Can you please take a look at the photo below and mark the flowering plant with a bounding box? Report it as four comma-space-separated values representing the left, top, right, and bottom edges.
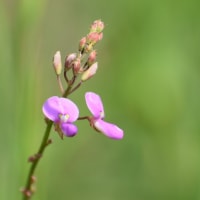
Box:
21, 20, 124, 199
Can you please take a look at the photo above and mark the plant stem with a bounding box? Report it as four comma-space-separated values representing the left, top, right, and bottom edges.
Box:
22, 81, 77, 199
57, 75, 64, 94
69, 81, 82, 95
63, 84, 72, 98
78, 116, 90, 120
22, 120, 53, 199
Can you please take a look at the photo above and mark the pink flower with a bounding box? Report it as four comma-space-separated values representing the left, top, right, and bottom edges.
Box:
42, 96, 79, 137
85, 92, 124, 140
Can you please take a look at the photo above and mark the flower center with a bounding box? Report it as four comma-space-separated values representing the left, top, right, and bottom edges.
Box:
100, 111, 104, 119
59, 114, 70, 123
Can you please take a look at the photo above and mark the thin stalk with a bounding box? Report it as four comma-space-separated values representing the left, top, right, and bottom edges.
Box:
22, 120, 53, 199
78, 116, 90, 120
22, 82, 75, 199
64, 70, 69, 83
57, 75, 64, 94
63, 84, 72, 98
69, 81, 82, 95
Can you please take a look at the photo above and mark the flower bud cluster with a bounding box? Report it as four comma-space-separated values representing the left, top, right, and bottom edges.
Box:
52, 20, 104, 89
79, 19, 104, 53
63, 50, 97, 80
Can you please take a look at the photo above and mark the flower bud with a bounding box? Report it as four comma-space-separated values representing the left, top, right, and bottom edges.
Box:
90, 20, 104, 33
88, 50, 97, 66
87, 32, 103, 44
73, 58, 81, 74
81, 62, 98, 81
79, 37, 87, 52
53, 51, 62, 75
65, 53, 76, 69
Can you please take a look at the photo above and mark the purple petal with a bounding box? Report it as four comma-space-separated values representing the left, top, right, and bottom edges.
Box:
94, 119, 124, 140
42, 96, 79, 122
42, 96, 62, 122
60, 123, 78, 137
58, 97, 79, 122
85, 92, 105, 119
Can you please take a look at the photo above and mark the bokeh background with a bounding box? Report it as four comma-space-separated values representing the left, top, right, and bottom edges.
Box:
1, 0, 200, 199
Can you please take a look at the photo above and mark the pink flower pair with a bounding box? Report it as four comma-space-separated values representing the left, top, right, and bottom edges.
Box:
42, 92, 123, 140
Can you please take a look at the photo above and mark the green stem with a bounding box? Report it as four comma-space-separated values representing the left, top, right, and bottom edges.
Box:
69, 81, 82, 95
63, 84, 72, 98
22, 120, 53, 199
22, 83, 75, 199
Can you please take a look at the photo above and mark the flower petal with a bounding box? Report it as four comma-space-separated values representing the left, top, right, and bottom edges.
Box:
58, 97, 79, 122
42, 96, 62, 122
42, 96, 79, 122
60, 123, 78, 137
94, 119, 124, 140
85, 92, 104, 119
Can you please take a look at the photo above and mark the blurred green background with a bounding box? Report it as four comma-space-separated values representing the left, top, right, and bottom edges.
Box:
1, 0, 200, 199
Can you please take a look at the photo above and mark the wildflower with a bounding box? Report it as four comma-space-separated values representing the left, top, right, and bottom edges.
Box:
85, 92, 124, 140
42, 96, 79, 137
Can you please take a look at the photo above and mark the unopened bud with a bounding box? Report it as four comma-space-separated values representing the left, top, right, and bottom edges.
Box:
65, 53, 76, 69
90, 20, 104, 33
53, 51, 62, 75
88, 50, 97, 66
73, 58, 81, 73
87, 32, 103, 44
79, 37, 87, 52
81, 62, 98, 81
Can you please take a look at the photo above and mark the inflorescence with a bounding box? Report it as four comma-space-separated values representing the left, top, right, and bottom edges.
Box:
22, 20, 124, 199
